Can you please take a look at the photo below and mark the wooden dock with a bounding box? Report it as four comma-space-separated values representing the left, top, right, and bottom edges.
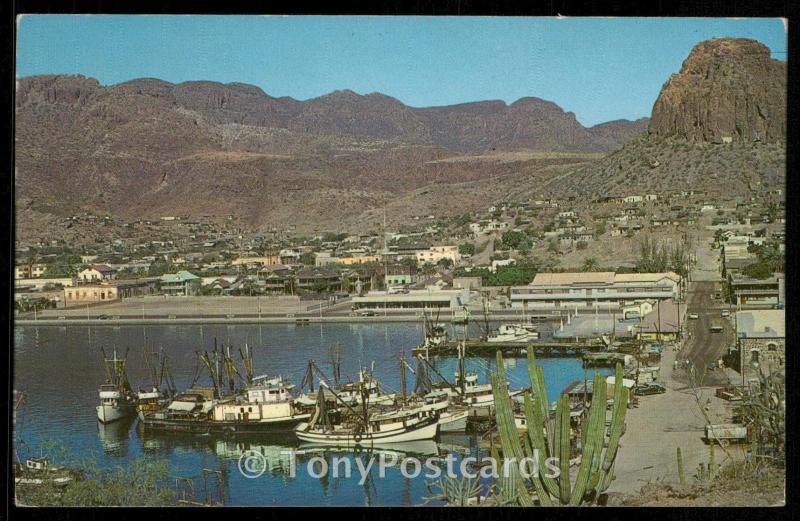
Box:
412, 339, 604, 358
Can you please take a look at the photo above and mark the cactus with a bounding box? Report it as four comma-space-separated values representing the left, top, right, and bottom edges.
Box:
491, 350, 629, 505
677, 447, 686, 485
708, 443, 717, 479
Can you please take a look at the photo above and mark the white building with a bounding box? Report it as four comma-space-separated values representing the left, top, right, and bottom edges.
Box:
77, 264, 116, 282
416, 246, 460, 265
351, 288, 471, 311
510, 271, 681, 311
490, 258, 517, 273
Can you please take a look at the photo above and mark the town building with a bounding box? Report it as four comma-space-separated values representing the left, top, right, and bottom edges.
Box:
339, 255, 381, 265
729, 274, 782, 309
15, 263, 48, 279
452, 277, 482, 290
510, 271, 681, 312
736, 310, 785, 385
63, 283, 119, 306
635, 299, 681, 341
295, 269, 342, 293
415, 245, 459, 265
160, 271, 201, 296
77, 264, 116, 282
231, 255, 281, 268
351, 288, 470, 311
385, 273, 415, 286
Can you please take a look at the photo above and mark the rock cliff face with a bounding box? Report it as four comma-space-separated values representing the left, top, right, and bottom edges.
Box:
648, 38, 786, 143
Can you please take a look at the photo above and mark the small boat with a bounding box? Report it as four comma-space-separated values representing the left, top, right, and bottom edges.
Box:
487, 323, 540, 343
139, 388, 217, 434
14, 458, 82, 488
96, 348, 136, 424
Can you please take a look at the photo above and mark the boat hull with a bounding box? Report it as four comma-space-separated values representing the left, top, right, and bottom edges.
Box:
439, 410, 470, 432
141, 413, 311, 434
294, 417, 439, 447
97, 403, 134, 424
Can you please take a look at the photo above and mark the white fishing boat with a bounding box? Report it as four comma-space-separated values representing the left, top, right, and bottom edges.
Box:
294, 386, 439, 447
487, 323, 540, 343
96, 348, 136, 424
296, 367, 396, 407
295, 410, 439, 447
437, 371, 525, 409
416, 390, 470, 432
208, 375, 311, 432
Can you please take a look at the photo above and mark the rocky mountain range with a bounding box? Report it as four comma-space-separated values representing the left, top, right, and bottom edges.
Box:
14, 37, 785, 238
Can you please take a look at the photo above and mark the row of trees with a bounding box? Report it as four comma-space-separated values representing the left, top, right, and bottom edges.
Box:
635, 235, 692, 277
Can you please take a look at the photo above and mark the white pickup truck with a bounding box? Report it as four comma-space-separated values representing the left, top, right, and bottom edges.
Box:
705, 423, 748, 445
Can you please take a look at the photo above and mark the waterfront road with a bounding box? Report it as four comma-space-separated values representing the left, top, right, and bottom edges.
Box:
608, 338, 744, 498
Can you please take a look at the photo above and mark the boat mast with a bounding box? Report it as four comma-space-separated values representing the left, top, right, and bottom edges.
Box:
399, 351, 407, 403
458, 341, 466, 396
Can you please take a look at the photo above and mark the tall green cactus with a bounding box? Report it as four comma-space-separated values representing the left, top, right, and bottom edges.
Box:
491, 349, 629, 505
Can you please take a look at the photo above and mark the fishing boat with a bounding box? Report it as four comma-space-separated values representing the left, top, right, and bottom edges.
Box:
413, 390, 470, 432
294, 385, 439, 448
487, 323, 540, 343
411, 315, 449, 358
207, 375, 311, 433
296, 366, 396, 407
135, 345, 176, 421
420, 343, 526, 410
139, 387, 217, 434
96, 348, 136, 424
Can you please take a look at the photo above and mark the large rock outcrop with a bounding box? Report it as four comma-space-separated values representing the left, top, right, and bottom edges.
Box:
648, 38, 786, 144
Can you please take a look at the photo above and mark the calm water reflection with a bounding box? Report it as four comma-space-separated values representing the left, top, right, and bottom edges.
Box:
14, 323, 607, 506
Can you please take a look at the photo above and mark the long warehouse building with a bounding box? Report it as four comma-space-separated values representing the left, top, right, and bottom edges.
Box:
510, 271, 681, 312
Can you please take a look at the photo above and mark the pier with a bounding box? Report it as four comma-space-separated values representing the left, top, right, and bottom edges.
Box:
412, 339, 604, 359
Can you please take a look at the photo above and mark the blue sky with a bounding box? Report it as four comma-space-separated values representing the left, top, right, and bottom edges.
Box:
16, 16, 787, 127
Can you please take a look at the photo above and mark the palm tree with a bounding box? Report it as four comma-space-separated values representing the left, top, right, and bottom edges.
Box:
582, 257, 599, 272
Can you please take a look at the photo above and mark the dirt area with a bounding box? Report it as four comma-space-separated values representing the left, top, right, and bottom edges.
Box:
620, 465, 785, 506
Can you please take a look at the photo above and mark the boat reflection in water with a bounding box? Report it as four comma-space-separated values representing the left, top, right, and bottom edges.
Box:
96, 415, 135, 456
296, 439, 441, 461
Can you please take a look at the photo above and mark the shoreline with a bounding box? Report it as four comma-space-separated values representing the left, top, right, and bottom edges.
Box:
14, 313, 538, 326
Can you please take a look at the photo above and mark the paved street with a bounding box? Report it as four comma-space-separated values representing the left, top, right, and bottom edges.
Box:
679, 281, 735, 386
609, 231, 745, 496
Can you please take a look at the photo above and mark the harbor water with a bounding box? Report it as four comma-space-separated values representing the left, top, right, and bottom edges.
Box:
13, 323, 611, 506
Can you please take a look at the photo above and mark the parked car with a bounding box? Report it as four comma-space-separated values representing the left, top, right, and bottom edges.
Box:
721, 309, 730, 317
688, 313, 699, 319
634, 383, 666, 396
359, 309, 377, 317
97, 314, 111, 320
